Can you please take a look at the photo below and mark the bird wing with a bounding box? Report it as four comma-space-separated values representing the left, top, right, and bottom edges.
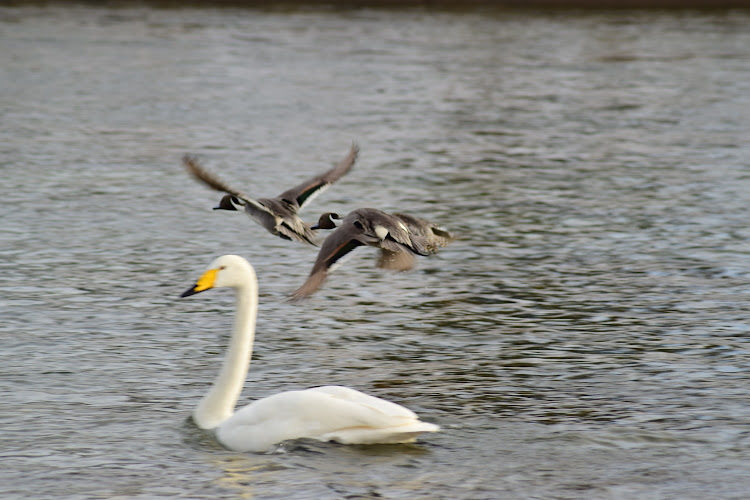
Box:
307, 386, 418, 419
276, 219, 318, 246
277, 143, 358, 211
256, 197, 317, 245
182, 155, 270, 213
380, 231, 428, 256
290, 222, 365, 300
341, 208, 424, 256
218, 386, 433, 452
231, 388, 416, 429
391, 212, 453, 254
394, 212, 454, 244
376, 248, 416, 271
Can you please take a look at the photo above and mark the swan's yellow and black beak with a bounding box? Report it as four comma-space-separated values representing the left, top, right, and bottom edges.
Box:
180, 269, 219, 298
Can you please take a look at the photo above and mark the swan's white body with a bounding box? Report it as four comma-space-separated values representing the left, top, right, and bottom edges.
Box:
181, 255, 439, 452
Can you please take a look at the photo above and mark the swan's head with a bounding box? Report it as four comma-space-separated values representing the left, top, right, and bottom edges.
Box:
311, 212, 341, 230
180, 255, 256, 297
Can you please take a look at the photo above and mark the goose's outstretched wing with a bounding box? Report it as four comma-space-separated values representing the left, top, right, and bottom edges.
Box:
392, 212, 454, 253
290, 222, 365, 300
376, 249, 416, 271
182, 155, 269, 213
278, 143, 358, 211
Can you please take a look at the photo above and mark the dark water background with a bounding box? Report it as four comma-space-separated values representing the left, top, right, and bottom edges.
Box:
2, 5, 750, 499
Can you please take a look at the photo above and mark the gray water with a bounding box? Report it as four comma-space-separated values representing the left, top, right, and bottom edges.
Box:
2, 4, 750, 499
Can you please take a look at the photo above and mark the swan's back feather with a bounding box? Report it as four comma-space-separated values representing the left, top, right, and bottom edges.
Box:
216, 386, 436, 452
307, 385, 418, 419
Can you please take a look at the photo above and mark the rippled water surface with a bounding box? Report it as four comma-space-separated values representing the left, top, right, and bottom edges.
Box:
2, 5, 750, 499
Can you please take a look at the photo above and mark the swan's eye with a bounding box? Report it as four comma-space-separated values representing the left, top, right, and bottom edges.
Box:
219, 266, 226, 270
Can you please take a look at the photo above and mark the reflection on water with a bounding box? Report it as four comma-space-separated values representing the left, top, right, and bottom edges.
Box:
2, 4, 750, 499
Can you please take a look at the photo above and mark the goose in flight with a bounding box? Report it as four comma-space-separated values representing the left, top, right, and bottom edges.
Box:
183, 144, 358, 245
180, 254, 439, 452
291, 209, 453, 300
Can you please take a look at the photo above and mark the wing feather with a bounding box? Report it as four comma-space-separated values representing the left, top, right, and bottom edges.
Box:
217, 386, 436, 452
291, 224, 365, 300
277, 220, 317, 246
377, 249, 416, 271
278, 143, 358, 211
182, 155, 256, 204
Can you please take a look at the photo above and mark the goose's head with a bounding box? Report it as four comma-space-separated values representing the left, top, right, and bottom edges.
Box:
311, 212, 341, 230
180, 255, 256, 297
213, 195, 243, 211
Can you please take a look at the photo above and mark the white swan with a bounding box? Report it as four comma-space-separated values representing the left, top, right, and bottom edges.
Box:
180, 255, 439, 452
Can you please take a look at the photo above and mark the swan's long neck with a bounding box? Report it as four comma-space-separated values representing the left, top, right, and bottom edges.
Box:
193, 271, 258, 430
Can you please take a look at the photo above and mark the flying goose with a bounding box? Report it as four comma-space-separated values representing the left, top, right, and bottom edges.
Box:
182, 144, 358, 245
180, 254, 439, 452
290, 208, 453, 300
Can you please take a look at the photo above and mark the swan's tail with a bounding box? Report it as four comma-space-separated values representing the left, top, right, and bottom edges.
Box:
319, 421, 440, 445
